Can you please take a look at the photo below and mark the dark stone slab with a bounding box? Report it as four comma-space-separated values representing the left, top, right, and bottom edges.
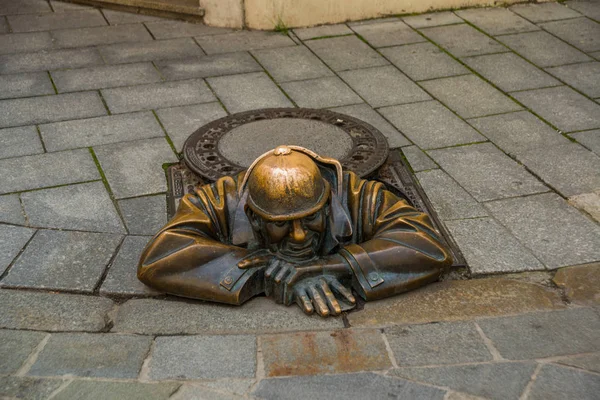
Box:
540, 17, 600, 53
420, 24, 506, 58
7, 9, 106, 32
0, 72, 55, 100
155, 52, 262, 81
53, 380, 180, 400
0, 329, 46, 374
0, 48, 103, 74
195, 31, 296, 55
305, 35, 389, 71
528, 364, 600, 400
118, 195, 167, 236
0, 125, 45, 159
0, 376, 65, 400
0, 224, 35, 276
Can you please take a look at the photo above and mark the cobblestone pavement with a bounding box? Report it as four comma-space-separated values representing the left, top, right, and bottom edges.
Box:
1, 1, 600, 399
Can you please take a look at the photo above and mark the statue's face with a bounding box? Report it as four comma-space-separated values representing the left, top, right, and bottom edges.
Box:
249, 205, 328, 262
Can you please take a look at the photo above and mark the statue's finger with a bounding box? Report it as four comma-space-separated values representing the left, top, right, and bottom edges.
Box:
329, 279, 356, 304
319, 279, 341, 315
264, 259, 281, 279
273, 264, 291, 284
295, 287, 314, 315
237, 254, 270, 269
309, 286, 329, 317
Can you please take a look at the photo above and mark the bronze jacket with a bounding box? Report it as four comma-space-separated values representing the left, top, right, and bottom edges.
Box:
138, 169, 453, 305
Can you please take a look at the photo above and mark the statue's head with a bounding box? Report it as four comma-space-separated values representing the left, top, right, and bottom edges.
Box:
244, 146, 330, 261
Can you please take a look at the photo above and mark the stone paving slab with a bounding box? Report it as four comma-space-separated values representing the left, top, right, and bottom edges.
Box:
0, 148, 99, 194
0, 16, 8, 33
39, 111, 165, 152
553, 264, 600, 306
29, 332, 152, 378
305, 35, 389, 71
566, 0, 600, 20
427, 143, 547, 201
528, 364, 600, 400
0, 329, 47, 374
172, 384, 245, 400
0, 289, 114, 331
145, 19, 233, 39
0, 0, 52, 15
93, 137, 177, 199
261, 329, 391, 377
51, 23, 153, 48
21, 181, 125, 233
112, 297, 343, 335
455, 8, 539, 36
53, 380, 180, 400
486, 193, 600, 269
569, 190, 600, 222
0, 91, 107, 128
0, 47, 104, 74
349, 20, 425, 48
1, 229, 122, 293
0, 376, 65, 400
253, 372, 447, 400
420, 24, 507, 58
150, 335, 256, 379
570, 129, 600, 156
510, 2, 583, 23
0, 125, 45, 159
0, 194, 26, 225
281, 76, 362, 108
99, 38, 203, 64
380, 42, 469, 81
155, 52, 262, 80
541, 17, 600, 53
195, 31, 296, 54
379, 100, 485, 149
101, 8, 166, 25
556, 352, 600, 374
0, 72, 55, 100
0, 32, 54, 55
546, 62, 600, 98
402, 11, 462, 29
347, 278, 564, 327
402, 146, 438, 172
252, 46, 333, 83
118, 195, 167, 236
7, 9, 107, 33
293, 24, 353, 40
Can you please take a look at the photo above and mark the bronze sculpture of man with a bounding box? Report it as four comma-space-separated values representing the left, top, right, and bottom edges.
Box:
138, 145, 453, 317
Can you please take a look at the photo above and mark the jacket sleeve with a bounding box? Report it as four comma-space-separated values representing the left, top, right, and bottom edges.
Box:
338, 173, 453, 301
137, 174, 263, 305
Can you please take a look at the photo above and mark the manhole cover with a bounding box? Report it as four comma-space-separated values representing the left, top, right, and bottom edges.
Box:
182, 108, 389, 181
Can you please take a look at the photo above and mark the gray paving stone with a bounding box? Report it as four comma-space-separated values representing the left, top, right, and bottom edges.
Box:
0, 125, 44, 159
0, 194, 26, 224
305, 35, 389, 71
515, 143, 600, 197
0, 16, 7, 33
541, 17, 600, 53
50, 0, 95, 12
0, 32, 53, 55
112, 297, 343, 335
207, 72, 292, 113
2, 230, 122, 292
350, 20, 425, 48
118, 195, 166, 235
8, 9, 107, 32
0, 0, 51, 15
468, 111, 569, 156
94, 137, 177, 199
252, 46, 333, 82
54, 380, 180, 400
546, 62, 600, 98
464, 52, 560, 92
529, 364, 600, 400
446, 217, 543, 274
29, 332, 151, 378
155, 52, 262, 80
0, 376, 65, 400
172, 384, 245, 400
420, 75, 522, 119
196, 31, 295, 54
478, 308, 600, 359
150, 335, 256, 379
102, 79, 214, 114
0, 72, 54, 100
379, 100, 485, 149
401, 146, 437, 171
339, 65, 430, 108
0, 289, 114, 331
403, 11, 463, 29
485, 193, 600, 269
281, 76, 363, 108
0, 148, 99, 194
0, 329, 46, 374
99, 38, 203, 64
194, 380, 255, 397
0, 225, 34, 275
510, 2, 583, 23
512, 86, 600, 132
570, 129, 600, 156
567, 0, 600, 21
499, 31, 592, 67
330, 104, 410, 148
40, 111, 164, 151
293, 23, 353, 40
421, 24, 507, 58
392, 362, 537, 400
428, 143, 548, 201
253, 373, 446, 400
21, 181, 126, 233
456, 8, 539, 36
557, 353, 600, 374
101, 8, 166, 25
51, 63, 161, 93
100, 235, 160, 297
380, 42, 468, 81
156, 102, 227, 151
146, 19, 232, 39
385, 322, 492, 366
416, 169, 488, 220
51, 23, 152, 48
0, 47, 104, 74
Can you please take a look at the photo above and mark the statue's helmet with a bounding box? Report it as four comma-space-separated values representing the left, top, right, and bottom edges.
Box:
245, 146, 330, 221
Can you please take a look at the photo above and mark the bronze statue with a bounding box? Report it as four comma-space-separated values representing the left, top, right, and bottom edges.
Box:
138, 146, 453, 317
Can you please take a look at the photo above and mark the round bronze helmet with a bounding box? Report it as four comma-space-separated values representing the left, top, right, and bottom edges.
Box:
246, 146, 330, 221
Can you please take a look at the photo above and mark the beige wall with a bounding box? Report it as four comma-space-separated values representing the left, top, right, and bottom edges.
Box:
200, 0, 245, 28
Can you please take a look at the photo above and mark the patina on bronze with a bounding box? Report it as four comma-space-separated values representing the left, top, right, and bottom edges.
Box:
138, 145, 454, 317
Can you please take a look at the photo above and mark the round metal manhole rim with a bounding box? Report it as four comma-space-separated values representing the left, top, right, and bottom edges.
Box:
182, 107, 390, 181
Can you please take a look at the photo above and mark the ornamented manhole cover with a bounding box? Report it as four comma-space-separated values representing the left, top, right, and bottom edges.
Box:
182, 108, 389, 181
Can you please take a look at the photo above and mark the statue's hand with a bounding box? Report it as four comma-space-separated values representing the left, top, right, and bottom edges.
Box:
236, 249, 273, 269
292, 276, 356, 317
